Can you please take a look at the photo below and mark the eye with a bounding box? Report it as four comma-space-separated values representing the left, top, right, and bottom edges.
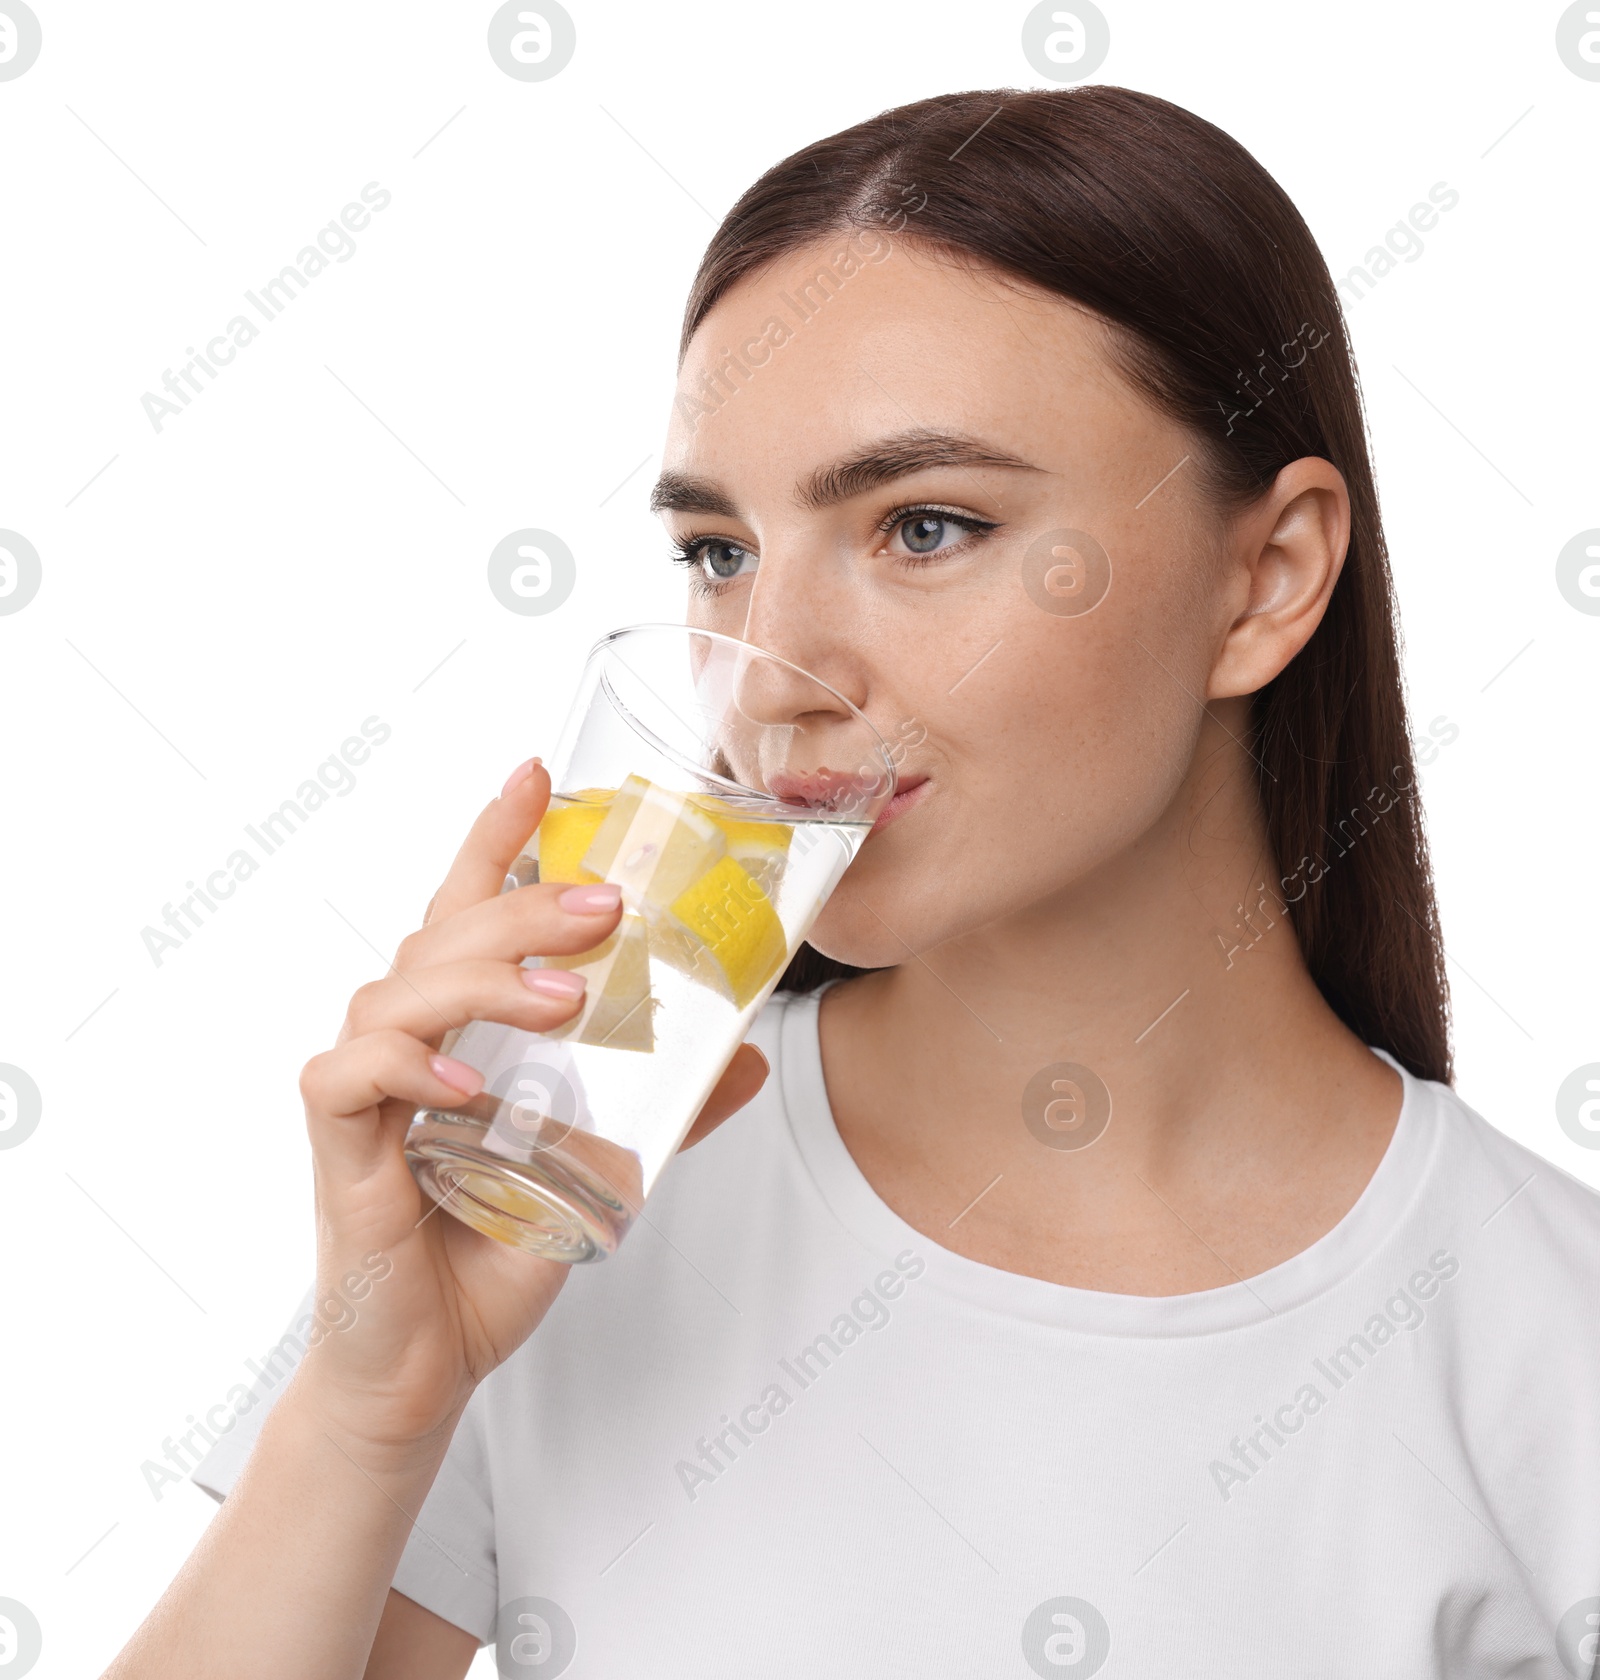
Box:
670, 536, 758, 589
880, 505, 1000, 563
900, 514, 954, 554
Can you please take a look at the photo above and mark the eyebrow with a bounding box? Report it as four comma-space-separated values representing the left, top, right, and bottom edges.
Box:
647, 429, 1042, 519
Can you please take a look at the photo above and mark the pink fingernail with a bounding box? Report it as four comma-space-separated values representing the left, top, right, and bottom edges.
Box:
429, 1054, 484, 1095
501, 757, 542, 797
560, 882, 621, 913
524, 967, 586, 998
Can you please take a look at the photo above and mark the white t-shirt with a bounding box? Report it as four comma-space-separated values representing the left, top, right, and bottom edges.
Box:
194, 986, 1600, 1678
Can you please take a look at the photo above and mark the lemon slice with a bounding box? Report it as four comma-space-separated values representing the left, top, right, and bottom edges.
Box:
645, 915, 737, 1000
582, 774, 726, 916
689, 794, 794, 898
541, 912, 655, 1052
535, 790, 615, 884
666, 855, 788, 1009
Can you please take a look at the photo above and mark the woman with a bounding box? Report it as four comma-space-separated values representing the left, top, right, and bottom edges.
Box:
109, 85, 1600, 1678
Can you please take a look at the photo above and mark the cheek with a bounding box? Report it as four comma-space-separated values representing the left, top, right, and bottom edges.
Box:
805, 607, 1204, 962
684, 586, 742, 635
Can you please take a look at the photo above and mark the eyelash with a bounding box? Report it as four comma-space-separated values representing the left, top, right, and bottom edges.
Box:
668, 503, 1002, 591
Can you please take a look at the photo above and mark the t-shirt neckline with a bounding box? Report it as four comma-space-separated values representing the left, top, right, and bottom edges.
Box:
776, 983, 1439, 1337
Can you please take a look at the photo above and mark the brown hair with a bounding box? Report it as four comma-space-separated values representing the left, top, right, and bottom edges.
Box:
679, 86, 1452, 1084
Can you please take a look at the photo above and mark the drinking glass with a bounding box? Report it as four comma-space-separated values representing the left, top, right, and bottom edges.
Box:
405, 624, 897, 1262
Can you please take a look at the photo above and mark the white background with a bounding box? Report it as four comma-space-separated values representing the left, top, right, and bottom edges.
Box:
0, 2, 1595, 1673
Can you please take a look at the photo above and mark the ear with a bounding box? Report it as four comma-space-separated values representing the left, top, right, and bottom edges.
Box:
1207, 457, 1351, 700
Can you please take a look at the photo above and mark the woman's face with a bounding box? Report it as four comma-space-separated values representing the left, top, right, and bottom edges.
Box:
654, 235, 1262, 967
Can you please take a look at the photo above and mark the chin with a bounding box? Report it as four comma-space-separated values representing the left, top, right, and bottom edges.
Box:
801, 902, 892, 969
803, 887, 932, 970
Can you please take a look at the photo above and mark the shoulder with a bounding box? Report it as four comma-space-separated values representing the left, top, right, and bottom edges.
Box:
1419, 1071, 1600, 1282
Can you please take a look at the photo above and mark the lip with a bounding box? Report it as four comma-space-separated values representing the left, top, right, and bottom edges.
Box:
868, 775, 929, 835
767, 767, 883, 815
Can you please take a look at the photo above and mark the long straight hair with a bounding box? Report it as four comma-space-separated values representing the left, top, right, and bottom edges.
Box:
679, 86, 1452, 1084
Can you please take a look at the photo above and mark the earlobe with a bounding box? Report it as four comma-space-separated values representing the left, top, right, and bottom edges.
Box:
1207, 462, 1350, 700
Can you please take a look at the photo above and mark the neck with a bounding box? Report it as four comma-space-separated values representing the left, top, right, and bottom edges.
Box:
818, 714, 1403, 1292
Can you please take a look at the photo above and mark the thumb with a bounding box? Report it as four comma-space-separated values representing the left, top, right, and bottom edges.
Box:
678, 1042, 770, 1151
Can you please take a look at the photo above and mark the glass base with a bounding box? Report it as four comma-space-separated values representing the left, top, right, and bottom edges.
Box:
406, 1107, 638, 1263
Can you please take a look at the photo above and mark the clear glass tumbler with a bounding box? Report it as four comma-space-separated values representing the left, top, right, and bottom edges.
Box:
405, 624, 898, 1263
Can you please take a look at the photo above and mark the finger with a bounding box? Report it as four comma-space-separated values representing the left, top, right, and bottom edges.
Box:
340, 958, 589, 1048
679, 1043, 770, 1151
397, 879, 622, 973
426, 758, 553, 926
300, 1029, 487, 1175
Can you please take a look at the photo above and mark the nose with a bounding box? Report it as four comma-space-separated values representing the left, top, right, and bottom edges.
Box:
705, 542, 894, 813
734, 538, 869, 724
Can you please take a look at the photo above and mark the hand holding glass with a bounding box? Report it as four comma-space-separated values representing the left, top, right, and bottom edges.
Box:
404, 625, 897, 1262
